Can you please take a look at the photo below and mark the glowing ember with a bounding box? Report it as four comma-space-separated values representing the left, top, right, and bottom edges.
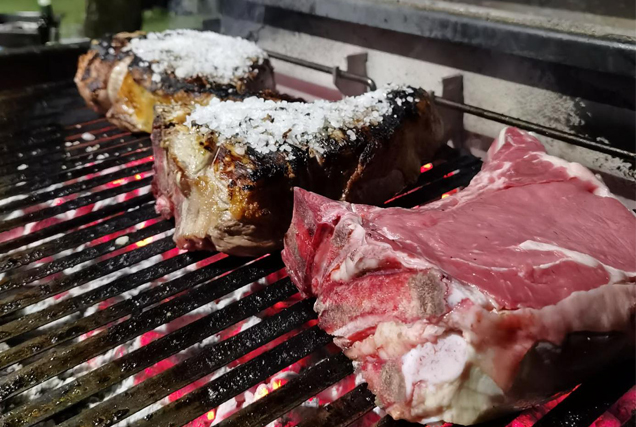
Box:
111, 178, 126, 186
273, 379, 286, 390
420, 162, 433, 173
254, 384, 270, 400
206, 410, 216, 421
136, 237, 154, 247
441, 188, 459, 199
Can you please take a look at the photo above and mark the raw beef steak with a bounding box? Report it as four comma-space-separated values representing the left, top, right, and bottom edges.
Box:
282, 127, 636, 425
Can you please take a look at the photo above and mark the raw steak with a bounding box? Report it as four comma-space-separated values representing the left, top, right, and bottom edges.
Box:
282, 127, 636, 425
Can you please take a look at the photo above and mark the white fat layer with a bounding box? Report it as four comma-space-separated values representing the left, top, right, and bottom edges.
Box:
491, 127, 509, 154
446, 279, 492, 308
534, 151, 612, 197
329, 314, 390, 338
401, 334, 470, 399
108, 57, 133, 104
519, 240, 635, 282
411, 365, 504, 425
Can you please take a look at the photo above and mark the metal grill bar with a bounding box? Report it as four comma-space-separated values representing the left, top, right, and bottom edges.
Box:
131, 326, 332, 427
0, 136, 148, 178
0, 127, 62, 152
0, 193, 153, 254
64, 125, 117, 141
64, 117, 108, 130
0, 219, 168, 295
0, 105, 95, 130
3, 252, 182, 371
0, 202, 157, 273
217, 352, 354, 427
432, 97, 636, 163
0, 177, 152, 233
0, 254, 282, 402
0, 128, 125, 168
0, 220, 171, 315
0, 252, 207, 364
0, 149, 152, 198
297, 384, 375, 427
1, 278, 301, 427
58, 282, 310, 427
533, 360, 635, 427
385, 162, 480, 208
0, 162, 152, 215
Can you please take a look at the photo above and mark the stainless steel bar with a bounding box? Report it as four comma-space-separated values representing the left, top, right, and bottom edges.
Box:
432, 96, 636, 162
266, 50, 378, 91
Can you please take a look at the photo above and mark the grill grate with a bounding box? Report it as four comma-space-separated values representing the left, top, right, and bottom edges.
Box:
0, 81, 633, 427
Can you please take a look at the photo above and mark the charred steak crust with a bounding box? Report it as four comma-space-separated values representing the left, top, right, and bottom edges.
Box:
75, 30, 275, 133
152, 87, 444, 256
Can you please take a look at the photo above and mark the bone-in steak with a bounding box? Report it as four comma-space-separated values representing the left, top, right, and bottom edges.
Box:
282, 127, 636, 425
152, 86, 443, 256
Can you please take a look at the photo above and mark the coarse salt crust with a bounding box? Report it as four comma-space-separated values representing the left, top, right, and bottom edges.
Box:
123, 29, 267, 84
185, 85, 418, 159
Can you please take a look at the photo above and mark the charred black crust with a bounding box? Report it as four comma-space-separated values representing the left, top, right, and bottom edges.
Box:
89, 31, 274, 97
230, 87, 429, 183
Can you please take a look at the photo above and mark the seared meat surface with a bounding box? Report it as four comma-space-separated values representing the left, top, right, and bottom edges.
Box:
282, 128, 636, 425
152, 86, 444, 256
75, 29, 275, 133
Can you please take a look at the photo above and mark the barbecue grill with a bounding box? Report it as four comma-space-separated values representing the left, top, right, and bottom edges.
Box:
0, 27, 635, 427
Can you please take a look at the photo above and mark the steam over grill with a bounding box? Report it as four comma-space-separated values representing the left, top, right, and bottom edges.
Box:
0, 78, 633, 427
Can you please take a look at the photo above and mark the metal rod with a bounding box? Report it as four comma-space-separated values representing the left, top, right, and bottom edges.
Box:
131, 326, 332, 427
0, 176, 152, 233
433, 97, 636, 162
0, 255, 283, 402
266, 50, 377, 91
0, 252, 206, 347
0, 137, 150, 180
533, 360, 635, 427
0, 161, 153, 215
0, 202, 157, 274
57, 283, 309, 427
0, 221, 171, 301
0, 280, 301, 427
0, 149, 152, 199
0, 249, 228, 369
270, 51, 634, 161
218, 352, 354, 427
0, 193, 154, 254
0, 240, 181, 369
0, 127, 124, 168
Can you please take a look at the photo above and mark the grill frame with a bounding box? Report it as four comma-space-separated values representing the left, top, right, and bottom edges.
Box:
0, 65, 633, 427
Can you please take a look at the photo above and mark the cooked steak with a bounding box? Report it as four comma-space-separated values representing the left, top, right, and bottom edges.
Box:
74, 29, 275, 133
282, 127, 636, 425
152, 86, 444, 256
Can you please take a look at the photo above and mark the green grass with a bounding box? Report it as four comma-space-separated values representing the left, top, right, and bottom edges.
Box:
0, 1, 199, 40
1, 0, 84, 39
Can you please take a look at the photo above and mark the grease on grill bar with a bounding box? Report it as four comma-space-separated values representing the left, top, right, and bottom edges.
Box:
0, 81, 633, 427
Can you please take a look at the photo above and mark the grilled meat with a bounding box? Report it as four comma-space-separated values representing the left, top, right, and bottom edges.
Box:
152, 86, 444, 256
74, 29, 275, 133
282, 127, 636, 425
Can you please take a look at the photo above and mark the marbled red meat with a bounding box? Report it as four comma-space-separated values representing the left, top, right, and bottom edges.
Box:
282, 127, 636, 425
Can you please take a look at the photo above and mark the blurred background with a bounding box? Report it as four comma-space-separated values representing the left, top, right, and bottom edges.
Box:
0, 0, 219, 47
